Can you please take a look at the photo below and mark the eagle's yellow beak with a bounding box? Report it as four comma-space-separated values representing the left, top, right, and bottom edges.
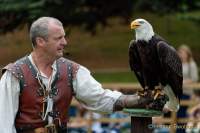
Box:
130, 20, 140, 29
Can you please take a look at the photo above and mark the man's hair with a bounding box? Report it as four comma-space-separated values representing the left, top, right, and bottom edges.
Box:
29, 17, 63, 47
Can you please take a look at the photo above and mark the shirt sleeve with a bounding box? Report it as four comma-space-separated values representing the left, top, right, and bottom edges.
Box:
0, 71, 20, 133
72, 66, 122, 113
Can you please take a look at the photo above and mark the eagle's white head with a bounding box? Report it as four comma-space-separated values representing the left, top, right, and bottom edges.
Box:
130, 18, 154, 42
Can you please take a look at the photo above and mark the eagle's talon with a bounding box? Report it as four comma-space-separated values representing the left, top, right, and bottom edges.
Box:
154, 92, 159, 100
153, 86, 163, 100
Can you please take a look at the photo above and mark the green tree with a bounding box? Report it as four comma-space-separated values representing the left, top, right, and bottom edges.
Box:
1, 0, 200, 34
133, 0, 200, 14
0, 0, 134, 34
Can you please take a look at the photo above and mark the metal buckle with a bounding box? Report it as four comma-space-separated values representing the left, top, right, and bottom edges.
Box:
45, 124, 57, 133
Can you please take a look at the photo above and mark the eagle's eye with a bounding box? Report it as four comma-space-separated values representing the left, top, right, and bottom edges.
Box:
139, 21, 145, 24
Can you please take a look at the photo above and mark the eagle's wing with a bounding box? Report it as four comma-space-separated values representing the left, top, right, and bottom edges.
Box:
157, 41, 183, 99
129, 40, 145, 88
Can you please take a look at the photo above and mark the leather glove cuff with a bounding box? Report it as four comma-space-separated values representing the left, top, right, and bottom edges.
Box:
113, 94, 140, 111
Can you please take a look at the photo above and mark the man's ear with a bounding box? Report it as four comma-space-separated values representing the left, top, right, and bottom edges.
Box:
35, 37, 46, 47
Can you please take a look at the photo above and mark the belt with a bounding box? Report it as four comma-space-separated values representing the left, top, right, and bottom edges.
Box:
17, 124, 68, 133
34, 124, 57, 133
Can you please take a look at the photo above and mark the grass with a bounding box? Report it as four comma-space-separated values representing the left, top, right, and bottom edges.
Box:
92, 71, 137, 83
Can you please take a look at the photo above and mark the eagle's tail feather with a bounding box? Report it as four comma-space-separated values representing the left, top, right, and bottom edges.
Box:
163, 85, 180, 112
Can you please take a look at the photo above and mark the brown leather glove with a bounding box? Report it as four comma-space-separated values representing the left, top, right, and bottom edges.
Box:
113, 94, 168, 111
113, 94, 154, 111
147, 94, 169, 111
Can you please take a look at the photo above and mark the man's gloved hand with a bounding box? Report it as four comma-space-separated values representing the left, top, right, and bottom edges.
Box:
113, 93, 169, 111
113, 94, 153, 111
147, 94, 169, 111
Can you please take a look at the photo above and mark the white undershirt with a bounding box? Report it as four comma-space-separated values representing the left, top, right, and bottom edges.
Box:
0, 55, 122, 133
182, 61, 198, 82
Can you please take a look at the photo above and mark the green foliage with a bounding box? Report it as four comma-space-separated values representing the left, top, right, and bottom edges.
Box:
133, 0, 179, 14
0, 0, 134, 34
133, 0, 200, 14
1, 0, 200, 34
178, 11, 200, 24
177, 0, 200, 25
0, 0, 45, 32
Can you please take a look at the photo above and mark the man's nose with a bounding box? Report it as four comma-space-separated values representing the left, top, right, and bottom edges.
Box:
62, 37, 67, 45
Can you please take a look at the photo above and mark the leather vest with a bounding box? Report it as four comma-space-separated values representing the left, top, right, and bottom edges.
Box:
2, 56, 79, 130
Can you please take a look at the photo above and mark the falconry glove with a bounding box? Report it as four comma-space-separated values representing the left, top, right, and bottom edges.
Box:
113, 94, 153, 111
113, 93, 168, 111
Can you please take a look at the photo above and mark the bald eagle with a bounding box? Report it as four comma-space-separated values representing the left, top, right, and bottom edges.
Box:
129, 18, 183, 111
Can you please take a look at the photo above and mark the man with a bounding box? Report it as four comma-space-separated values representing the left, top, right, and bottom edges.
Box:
0, 17, 165, 133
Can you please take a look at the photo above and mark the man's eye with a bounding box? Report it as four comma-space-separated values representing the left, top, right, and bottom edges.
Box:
57, 37, 62, 40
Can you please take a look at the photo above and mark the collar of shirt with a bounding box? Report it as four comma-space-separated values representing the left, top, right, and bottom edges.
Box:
28, 54, 57, 80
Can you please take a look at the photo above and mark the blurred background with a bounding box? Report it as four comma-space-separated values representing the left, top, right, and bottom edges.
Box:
0, 0, 200, 82
0, 0, 200, 133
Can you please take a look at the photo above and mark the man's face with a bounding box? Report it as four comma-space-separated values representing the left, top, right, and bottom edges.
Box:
44, 23, 67, 59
